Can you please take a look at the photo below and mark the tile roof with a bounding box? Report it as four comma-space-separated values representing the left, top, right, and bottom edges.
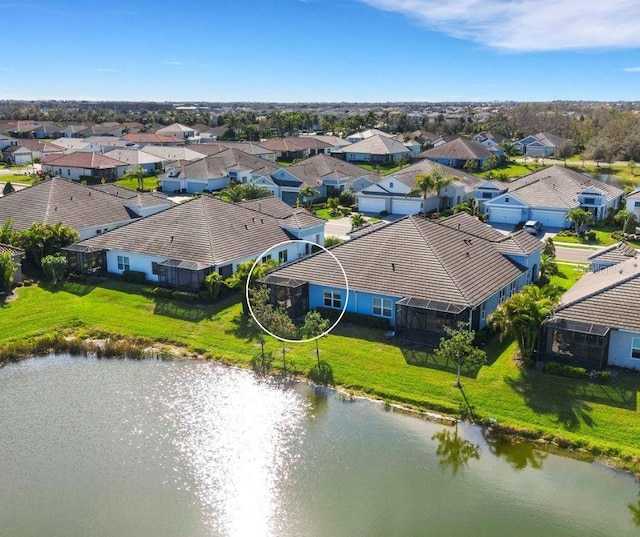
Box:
587, 242, 638, 264
123, 133, 185, 145
339, 134, 409, 156
258, 138, 307, 152
554, 257, 640, 331
168, 148, 279, 180
267, 214, 525, 307
419, 137, 495, 160
104, 148, 164, 166
15, 139, 65, 153
77, 196, 292, 267
140, 146, 207, 162
0, 178, 142, 231
41, 151, 128, 169
285, 154, 380, 188
390, 159, 490, 194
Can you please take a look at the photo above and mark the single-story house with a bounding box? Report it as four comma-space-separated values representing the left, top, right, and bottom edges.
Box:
481, 165, 623, 228
140, 145, 211, 165
64, 196, 324, 290
335, 134, 411, 164
417, 137, 502, 170
122, 133, 185, 147
299, 134, 351, 155
284, 136, 332, 156
261, 212, 542, 346
265, 154, 381, 205
587, 242, 638, 272
160, 148, 280, 194
0, 135, 17, 151
156, 123, 199, 140
50, 138, 103, 153
539, 255, 640, 371
205, 142, 277, 161
346, 128, 394, 143
104, 148, 164, 174
625, 189, 640, 223
8, 139, 66, 161
513, 132, 571, 157
356, 159, 489, 215
2, 145, 33, 165
0, 243, 25, 286
258, 139, 309, 161
0, 177, 173, 240
472, 132, 510, 150
41, 151, 129, 181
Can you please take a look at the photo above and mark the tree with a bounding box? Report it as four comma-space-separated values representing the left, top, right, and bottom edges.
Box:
239, 183, 273, 200
226, 258, 279, 314
0, 251, 17, 292
123, 165, 147, 191
15, 222, 79, 266
396, 155, 409, 169
489, 284, 557, 361
433, 322, 486, 388
350, 212, 366, 231
204, 271, 224, 299
301, 310, 330, 367
41, 254, 67, 284
298, 186, 319, 210
269, 307, 297, 375
3, 181, 15, 196
481, 154, 500, 172
555, 141, 575, 166
566, 208, 592, 235
327, 197, 340, 216
614, 210, 637, 234
431, 168, 455, 215
542, 237, 556, 258
0, 218, 15, 245
628, 159, 636, 176
407, 171, 435, 217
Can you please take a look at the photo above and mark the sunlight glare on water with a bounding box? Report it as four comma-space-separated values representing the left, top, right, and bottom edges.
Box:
157, 363, 307, 537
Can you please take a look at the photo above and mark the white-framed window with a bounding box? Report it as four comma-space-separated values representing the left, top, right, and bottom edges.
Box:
632, 338, 640, 360
278, 250, 288, 263
261, 254, 272, 263
117, 255, 130, 271
372, 297, 392, 317
323, 290, 341, 309
499, 288, 506, 303
480, 302, 486, 321
509, 282, 517, 296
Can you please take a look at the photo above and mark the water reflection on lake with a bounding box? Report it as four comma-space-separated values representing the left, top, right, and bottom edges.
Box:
0, 355, 638, 537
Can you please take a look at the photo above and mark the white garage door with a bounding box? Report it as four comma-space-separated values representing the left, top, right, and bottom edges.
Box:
358, 197, 387, 214
488, 207, 524, 225
530, 210, 568, 229
391, 198, 420, 215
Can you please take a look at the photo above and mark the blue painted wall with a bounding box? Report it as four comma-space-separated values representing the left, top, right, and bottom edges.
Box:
309, 284, 400, 325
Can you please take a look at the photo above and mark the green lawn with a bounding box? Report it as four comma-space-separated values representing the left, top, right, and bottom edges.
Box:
0, 174, 38, 186
314, 207, 347, 220
114, 175, 160, 191
553, 226, 640, 248
478, 162, 539, 180
357, 162, 407, 176
2, 276, 639, 469
550, 262, 586, 292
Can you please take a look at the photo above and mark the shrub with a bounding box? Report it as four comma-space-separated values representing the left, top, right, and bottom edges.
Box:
584, 230, 596, 242
338, 189, 355, 206
543, 361, 588, 379
308, 360, 334, 385
121, 270, 146, 284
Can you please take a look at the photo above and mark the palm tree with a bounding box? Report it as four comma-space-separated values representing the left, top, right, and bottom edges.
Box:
350, 212, 366, 231
407, 172, 435, 217
614, 210, 637, 234
431, 167, 455, 215
566, 208, 592, 235
489, 285, 557, 361
298, 186, 319, 210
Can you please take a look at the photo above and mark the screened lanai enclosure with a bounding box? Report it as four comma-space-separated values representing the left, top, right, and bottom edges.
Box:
394, 297, 469, 347
259, 274, 309, 321
153, 259, 211, 291
538, 318, 610, 370
63, 244, 106, 274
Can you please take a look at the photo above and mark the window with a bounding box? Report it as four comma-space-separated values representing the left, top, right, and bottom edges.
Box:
635, 201, 640, 208
499, 288, 506, 303
372, 297, 392, 317
505, 197, 510, 203
117, 255, 130, 271
482, 192, 493, 199
583, 197, 595, 204
389, 182, 394, 188
278, 250, 288, 263
261, 254, 272, 263
151, 262, 160, 275
509, 282, 517, 296
323, 290, 342, 309
480, 302, 486, 321
632, 338, 640, 360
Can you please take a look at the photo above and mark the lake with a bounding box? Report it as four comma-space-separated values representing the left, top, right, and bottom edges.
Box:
0, 355, 638, 537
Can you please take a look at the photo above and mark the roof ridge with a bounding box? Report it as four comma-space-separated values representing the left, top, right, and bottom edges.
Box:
200, 196, 218, 264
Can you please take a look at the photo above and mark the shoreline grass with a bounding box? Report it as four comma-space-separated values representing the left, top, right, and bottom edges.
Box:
1, 275, 638, 474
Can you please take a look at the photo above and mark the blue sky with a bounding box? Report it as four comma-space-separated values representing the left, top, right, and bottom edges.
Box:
1, 0, 640, 102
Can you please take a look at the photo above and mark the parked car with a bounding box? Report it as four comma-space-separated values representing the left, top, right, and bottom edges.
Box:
523, 220, 543, 235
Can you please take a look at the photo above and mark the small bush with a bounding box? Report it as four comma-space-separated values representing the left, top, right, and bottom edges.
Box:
543, 361, 588, 379
121, 270, 146, 284
171, 290, 201, 303
309, 360, 333, 385
584, 230, 596, 242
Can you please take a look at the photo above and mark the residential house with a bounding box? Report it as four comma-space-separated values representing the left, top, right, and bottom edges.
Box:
258, 138, 309, 161
284, 136, 332, 156
587, 242, 638, 272
625, 189, 640, 222
41, 152, 129, 181
122, 133, 185, 147
200, 142, 277, 161
84, 136, 138, 152
104, 148, 164, 174
539, 255, 640, 371
417, 137, 501, 170
160, 148, 279, 194
10, 139, 66, 161
65, 196, 323, 290
2, 145, 34, 165
336, 134, 411, 164
0, 243, 25, 286
346, 128, 393, 143
513, 132, 570, 157
472, 131, 510, 151
299, 134, 351, 155
356, 159, 487, 215
265, 154, 380, 205
261, 213, 541, 346
155, 123, 199, 141
50, 137, 103, 153
481, 165, 623, 228
0, 178, 172, 240
0, 135, 17, 151
139, 145, 209, 165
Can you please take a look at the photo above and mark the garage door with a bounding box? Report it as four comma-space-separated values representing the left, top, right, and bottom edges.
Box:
358, 197, 387, 214
488, 207, 524, 225
391, 198, 421, 215
529, 210, 568, 229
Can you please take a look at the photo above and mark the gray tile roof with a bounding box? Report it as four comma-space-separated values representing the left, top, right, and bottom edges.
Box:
340, 134, 409, 156
391, 159, 491, 194
238, 197, 325, 229
77, 195, 292, 267
587, 242, 638, 264
285, 154, 380, 188
554, 257, 640, 331
419, 137, 495, 160
0, 178, 141, 232
168, 148, 279, 180
267, 214, 525, 307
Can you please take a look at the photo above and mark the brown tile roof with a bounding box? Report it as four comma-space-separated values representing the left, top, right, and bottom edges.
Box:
238, 197, 325, 229
77, 196, 292, 267
339, 134, 408, 156
0, 178, 141, 232
419, 137, 495, 160
554, 257, 640, 331
123, 133, 184, 145
285, 154, 380, 188
267, 214, 525, 307
15, 139, 65, 153
170, 148, 279, 180
284, 136, 331, 150
41, 151, 127, 169
391, 159, 489, 194
258, 138, 307, 152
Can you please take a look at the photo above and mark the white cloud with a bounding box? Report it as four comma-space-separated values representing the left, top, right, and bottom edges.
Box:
623, 66, 640, 72
163, 60, 183, 66
359, 0, 640, 52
